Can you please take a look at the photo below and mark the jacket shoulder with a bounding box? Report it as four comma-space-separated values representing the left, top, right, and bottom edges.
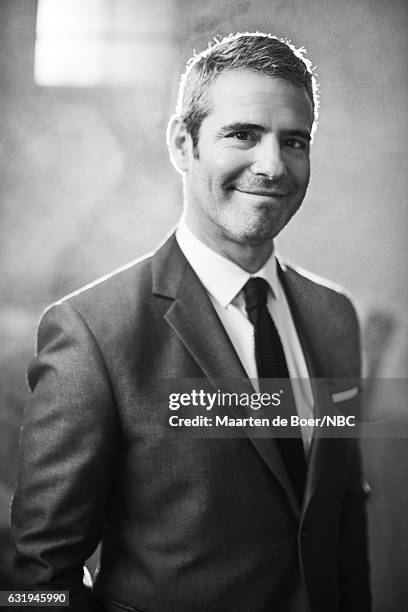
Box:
36, 251, 157, 356
58, 251, 154, 310
278, 256, 354, 302
278, 256, 361, 377
278, 256, 359, 327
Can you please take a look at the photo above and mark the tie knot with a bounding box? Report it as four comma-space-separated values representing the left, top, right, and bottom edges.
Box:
243, 277, 270, 312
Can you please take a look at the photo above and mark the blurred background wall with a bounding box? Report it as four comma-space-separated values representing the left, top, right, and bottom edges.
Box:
0, 0, 407, 609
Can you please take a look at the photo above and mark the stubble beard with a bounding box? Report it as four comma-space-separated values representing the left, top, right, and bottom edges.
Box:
212, 194, 303, 246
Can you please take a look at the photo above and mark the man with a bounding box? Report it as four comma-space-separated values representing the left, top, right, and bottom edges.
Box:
11, 33, 371, 611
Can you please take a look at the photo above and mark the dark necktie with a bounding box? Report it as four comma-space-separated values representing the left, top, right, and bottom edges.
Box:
244, 277, 306, 504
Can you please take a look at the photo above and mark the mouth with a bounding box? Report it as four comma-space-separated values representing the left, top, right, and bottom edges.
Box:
234, 188, 289, 198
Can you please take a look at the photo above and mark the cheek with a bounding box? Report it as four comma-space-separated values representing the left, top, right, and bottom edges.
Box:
287, 157, 310, 187
193, 160, 227, 193
208, 154, 249, 190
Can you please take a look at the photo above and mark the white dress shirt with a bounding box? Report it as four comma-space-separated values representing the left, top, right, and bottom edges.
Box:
176, 220, 314, 451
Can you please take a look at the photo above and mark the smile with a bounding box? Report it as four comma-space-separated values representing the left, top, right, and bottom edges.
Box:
234, 188, 289, 198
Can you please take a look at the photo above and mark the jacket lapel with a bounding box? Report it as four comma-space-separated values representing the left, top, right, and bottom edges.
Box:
152, 234, 248, 382
152, 235, 300, 516
278, 260, 346, 511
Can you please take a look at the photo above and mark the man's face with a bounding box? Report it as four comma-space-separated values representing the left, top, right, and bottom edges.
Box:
183, 69, 314, 247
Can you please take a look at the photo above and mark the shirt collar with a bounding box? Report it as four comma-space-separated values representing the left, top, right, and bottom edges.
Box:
176, 219, 281, 308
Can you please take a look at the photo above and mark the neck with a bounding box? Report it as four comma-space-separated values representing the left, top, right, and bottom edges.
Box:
217, 241, 274, 273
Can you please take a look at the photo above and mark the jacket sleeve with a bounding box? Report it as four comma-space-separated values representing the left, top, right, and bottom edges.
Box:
10, 302, 118, 611
338, 437, 372, 611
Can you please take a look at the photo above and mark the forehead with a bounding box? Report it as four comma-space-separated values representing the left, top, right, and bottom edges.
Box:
204, 69, 314, 130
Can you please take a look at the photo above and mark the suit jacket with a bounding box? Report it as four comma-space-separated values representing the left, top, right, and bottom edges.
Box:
11, 235, 371, 612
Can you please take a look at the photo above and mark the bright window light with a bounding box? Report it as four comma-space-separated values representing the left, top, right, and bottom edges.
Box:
34, 0, 175, 87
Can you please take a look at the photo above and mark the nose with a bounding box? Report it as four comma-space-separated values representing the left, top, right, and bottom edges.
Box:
251, 136, 285, 180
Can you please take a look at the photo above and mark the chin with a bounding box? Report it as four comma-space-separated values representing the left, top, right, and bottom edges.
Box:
223, 223, 278, 245
242, 228, 278, 244
220, 211, 288, 244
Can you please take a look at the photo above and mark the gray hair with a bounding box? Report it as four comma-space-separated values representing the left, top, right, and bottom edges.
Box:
176, 32, 319, 150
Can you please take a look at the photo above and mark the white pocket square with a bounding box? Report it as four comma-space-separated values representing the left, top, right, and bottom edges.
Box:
331, 387, 359, 403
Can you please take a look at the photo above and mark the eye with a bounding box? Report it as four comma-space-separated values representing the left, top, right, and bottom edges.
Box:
226, 131, 257, 145
283, 138, 308, 151
234, 132, 251, 141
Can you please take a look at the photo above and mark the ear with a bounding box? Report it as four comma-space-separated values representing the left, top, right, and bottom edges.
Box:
166, 114, 192, 174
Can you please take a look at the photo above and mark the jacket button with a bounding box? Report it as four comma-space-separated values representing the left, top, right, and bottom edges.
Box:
301, 527, 309, 537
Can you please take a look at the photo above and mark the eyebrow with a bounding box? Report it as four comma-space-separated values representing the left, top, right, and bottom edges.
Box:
218, 122, 311, 142
283, 129, 311, 142
218, 122, 266, 135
